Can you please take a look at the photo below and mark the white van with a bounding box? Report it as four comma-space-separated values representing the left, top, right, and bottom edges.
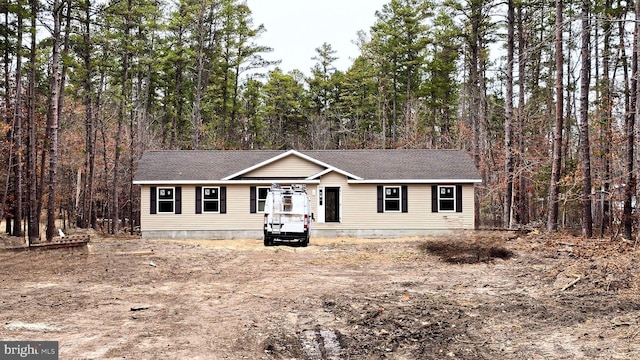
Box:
263, 184, 312, 246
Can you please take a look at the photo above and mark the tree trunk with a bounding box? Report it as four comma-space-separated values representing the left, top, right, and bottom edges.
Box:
469, 2, 482, 229
624, 4, 637, 240
80, 0, 96, 230
547, 0, 564, 232
56, 0, 71, 226
634, 0, 640, 243
516, 4, 528, 225
391, 63, 398, 148
46, 0, 63, 242
2, 6, 12, 233
112, 0, 132, 234
598, 0, 613, 237
503, 0, 515, 229
173, 19, 184, 149
27, 0, 39, 243
191, 0, 208, 150
579, 0, 592, 238
12, 8, 24, 238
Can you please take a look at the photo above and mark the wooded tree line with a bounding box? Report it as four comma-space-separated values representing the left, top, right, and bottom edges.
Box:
1, 0, 639, 242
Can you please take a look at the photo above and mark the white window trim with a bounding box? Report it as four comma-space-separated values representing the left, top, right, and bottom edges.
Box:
317, 186, 325, 223
202, 186, 221, 213
157, 187, 175, 214
256, 186, 270, 213
438, 185, 456, 212
383, 186, 402, 213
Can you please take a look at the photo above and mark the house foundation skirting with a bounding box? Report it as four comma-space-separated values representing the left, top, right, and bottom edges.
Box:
141, 228, 459, 240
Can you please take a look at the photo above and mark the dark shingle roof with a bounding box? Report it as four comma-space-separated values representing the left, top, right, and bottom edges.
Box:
133, 149, 480, 183
301, 149, 479, 181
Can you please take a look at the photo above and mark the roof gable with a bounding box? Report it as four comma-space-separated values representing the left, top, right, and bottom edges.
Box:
239, 154, 324, 179
224, 150, 362, 181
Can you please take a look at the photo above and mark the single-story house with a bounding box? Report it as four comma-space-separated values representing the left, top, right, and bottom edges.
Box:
132, 149, 482, 239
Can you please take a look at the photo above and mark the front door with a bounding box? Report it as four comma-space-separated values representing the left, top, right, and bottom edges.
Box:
325, 187, 340, 223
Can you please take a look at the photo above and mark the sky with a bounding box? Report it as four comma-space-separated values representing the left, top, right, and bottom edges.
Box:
245, 0, 388, 76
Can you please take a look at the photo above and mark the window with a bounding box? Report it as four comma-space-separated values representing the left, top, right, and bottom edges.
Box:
157, 187, 175, 213
438, 186, 455, 211
203, 187, 220, 213
196, 186, 226, 214
250, 186, 272, 213
257, 187, 269, 212
150, 186, 181, 214
377, 185, 408, 213
431, 185, 462, 213
384, 186, 401, 212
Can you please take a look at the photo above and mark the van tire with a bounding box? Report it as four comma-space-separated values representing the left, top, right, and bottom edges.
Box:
264, 237, 273, 246
300, 234, 309, 247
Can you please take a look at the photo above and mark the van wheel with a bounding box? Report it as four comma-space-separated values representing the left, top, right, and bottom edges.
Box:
300, 236, 309, 247
264, 237, 273, 246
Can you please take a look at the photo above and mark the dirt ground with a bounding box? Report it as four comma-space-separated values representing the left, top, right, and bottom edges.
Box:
1, 230, 640, 360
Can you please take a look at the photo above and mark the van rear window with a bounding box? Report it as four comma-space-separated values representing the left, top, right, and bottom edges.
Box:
283, 195, 292, 212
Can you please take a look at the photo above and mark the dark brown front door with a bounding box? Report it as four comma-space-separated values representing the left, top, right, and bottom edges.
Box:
325, 187, 340, 223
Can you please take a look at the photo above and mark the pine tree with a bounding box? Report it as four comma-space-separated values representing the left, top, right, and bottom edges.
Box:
262, 69, 308, 149
308, 42, 338, 148
369, 0, 432, 147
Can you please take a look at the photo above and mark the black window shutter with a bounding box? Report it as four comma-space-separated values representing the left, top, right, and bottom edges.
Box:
377, 186, 383, 213
220, 186, 227, 214
250, 186, 256, 213
431, 185, 438, 213
401, 185, 408, 213
456, 185, 463, 213
195, 186, 202, 214
175, 187, 182, 214
150, 186, 157, 214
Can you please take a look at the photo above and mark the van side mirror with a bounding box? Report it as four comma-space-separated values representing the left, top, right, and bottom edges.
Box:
311, 213, 315, 221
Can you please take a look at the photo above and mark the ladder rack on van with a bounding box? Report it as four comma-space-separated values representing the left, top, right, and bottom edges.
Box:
270, 183, 307, 193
